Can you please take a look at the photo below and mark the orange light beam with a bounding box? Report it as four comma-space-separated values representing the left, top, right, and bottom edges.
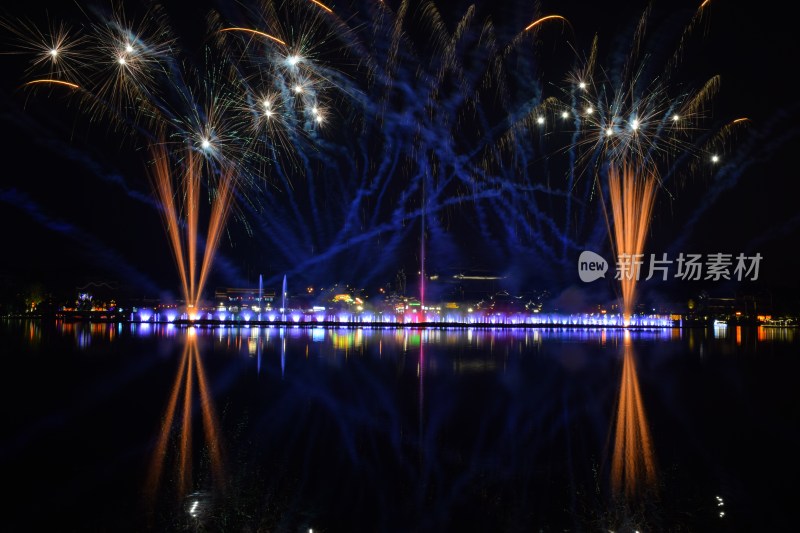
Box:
186, 151, 200, 307
524, 15, 569, 32
219, 27, 286, 46
732, 117, 750, 124
309, 0, 334, 13
24, 79, 79, 89
194, 338, 226, 490
178, 340, 195, 498
148, 145, 190, 305
145, 341, 190, 501
196, 169, 234, 306
608, 164, 657, 323
611, 341, 656, 498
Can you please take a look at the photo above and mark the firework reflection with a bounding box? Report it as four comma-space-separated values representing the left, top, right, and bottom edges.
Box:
145, 329, 226, 512
610, 333, 656, 500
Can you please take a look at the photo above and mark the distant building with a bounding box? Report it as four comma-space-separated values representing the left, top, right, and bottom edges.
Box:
698, 296, 736, 315
214, 287, 275, 311
691, 291, 773, 320
425, 270, 507, 303
476, 291, 528, 314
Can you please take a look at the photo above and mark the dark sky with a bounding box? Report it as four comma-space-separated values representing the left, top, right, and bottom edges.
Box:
1, 0, 798, 308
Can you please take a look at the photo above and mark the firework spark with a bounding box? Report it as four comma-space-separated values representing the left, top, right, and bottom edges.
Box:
1, 16, 89, 81
606, 165, 657, 322
219, 27, 287, 46
5, 0, 350, 299
526, 2, 743, 319
24, 78, 79, 89
4, 0, 747, 299
148, 143, 235, 309
308, 0, 334, 14
524, 15, 570, 32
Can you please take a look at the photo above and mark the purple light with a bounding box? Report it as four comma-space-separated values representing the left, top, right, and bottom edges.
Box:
121, 306, 673, 329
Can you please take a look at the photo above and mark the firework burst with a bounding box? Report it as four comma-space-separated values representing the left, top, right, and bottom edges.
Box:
496, 0, 747, 320
1, 15, 90, 82
3, 0, 749, 301
3, 0, 347, 303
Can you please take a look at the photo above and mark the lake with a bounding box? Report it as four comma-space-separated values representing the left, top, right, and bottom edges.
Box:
1, 320, 798, 531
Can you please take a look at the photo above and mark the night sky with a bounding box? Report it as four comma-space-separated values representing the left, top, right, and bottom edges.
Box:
1, 0, 798, 309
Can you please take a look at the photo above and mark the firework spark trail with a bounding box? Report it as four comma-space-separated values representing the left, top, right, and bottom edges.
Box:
524, 15, 570, 33
196, 168, 235, 308
222, 1, 568, 282
246, 190, 505, 285
8, 0, 585, 289
6, 0, 350, 299
1, 16, 90, 81
3, 98, 233, 293
149, 146, 191, 304
324, 3, 582, 278
2, 98, 163, 210
207, 2, 350, 235
23, 78, 79, 89
218, 27, 286, 46
668, 110, 800, 255
492, 129, 595, 268
606, 165, 657, 322
7, 0, 744, 295
186, 153, 199, 307
149, 142, 237, 309
515, 1, 745, 317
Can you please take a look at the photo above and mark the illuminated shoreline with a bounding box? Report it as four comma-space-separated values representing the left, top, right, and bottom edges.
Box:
7, 313, 679, 328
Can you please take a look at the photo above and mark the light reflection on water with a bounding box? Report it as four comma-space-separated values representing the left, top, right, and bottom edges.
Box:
29, 319, 798, 355
3, 319, 799, 531
145, 329, 225, 509
611, 333, 657, 500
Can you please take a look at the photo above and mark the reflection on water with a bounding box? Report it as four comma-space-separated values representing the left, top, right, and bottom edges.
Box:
3, 319, 799, 531
758, 325, 796, 342
27, 320, 799, 359
54, 320, 122, 348
145, 328, 225, 513
611, 333, 657, 500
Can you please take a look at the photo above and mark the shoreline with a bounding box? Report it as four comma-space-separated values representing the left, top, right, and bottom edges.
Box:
5, 315, 793, 328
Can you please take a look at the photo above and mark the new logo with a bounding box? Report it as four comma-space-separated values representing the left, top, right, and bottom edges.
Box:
578, 251, 608, 282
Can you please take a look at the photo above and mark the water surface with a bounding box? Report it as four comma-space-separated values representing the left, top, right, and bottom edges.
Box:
1, 320, 798, 531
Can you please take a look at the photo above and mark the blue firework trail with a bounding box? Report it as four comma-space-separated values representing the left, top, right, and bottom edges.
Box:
0, 187, 162, 295
0, 0, 777, 297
